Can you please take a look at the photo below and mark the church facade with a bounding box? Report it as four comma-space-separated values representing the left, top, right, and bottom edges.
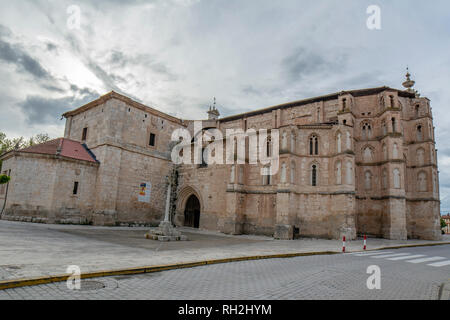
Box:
0, 75, 442, 240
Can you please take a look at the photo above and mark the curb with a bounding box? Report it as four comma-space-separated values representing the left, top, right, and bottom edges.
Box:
1, 241, 449, 291
0, 251, 338, 290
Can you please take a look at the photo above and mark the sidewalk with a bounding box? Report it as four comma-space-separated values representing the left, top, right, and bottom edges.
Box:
440, 280, 450, 300
1, 220, 449, 282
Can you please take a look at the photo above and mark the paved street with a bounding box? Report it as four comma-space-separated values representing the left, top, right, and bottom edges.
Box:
1, 220, 449, 281
0, 245, 449, 300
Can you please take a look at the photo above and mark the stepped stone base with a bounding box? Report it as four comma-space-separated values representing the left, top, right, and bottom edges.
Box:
145, 221, 188, 241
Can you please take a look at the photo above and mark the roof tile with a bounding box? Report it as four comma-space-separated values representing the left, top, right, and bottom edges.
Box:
20, 138, 97, 163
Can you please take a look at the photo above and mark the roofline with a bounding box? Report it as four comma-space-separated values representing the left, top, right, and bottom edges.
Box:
0, 150, 100, 166
0, 137, 63, 160
61, 86, 418, 124
0, 137, 99, 164
219, 86, 417, 123
62, 91, 183, 125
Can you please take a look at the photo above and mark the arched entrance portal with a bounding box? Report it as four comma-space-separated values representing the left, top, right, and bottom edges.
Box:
184, 195, 200, 228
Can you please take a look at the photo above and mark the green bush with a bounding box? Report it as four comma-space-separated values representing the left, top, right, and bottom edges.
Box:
0, 175, 10, 184
441, 218, 448, 229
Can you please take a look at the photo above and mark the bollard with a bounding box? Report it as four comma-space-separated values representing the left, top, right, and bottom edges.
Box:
342, 236, 346, 253
363, 235, 367, 250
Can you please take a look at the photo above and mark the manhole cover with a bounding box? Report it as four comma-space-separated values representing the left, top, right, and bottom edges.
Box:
78, 280, 106, 291
6, 266, 21, 270
59, 277, 118, 292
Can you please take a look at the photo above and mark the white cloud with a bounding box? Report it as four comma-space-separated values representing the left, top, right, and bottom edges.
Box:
1, 0, 450, 212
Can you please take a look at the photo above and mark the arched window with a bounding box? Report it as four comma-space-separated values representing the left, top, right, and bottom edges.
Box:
346, 132, 352, 149
346, 161, 353, 185
315, 136, 318, 155
363, 147, 373, 162
382, 120, 387, 136
364, 171, 372, 190
238, 166, 244, 184
417, 125, 423, 141
382, 169, 388, 189
417, 148, 425, 166
262, 166, 271, 185
230, 165, 235, 183
281, 162, 287, 183
290, 131, 296, 153
342, 98, 347, 111
266, 136, 272, 157
393, 168, 401, 189
311, 164, 318, 186
393, 143, 399, 159
362, 122, 372, 140
336, 133, 342, 153
281, 131, 288, 150
391, 118, 396, 132
200, 147, 208, 168
418, 171, 427, 192
290, 162, 296, 184
382, 143, 388, 160
415, 105, 420, 117
309, 135, 318, 155
380, 96, 386, 109
335, 161, 342, 185
390, 95, 395, 108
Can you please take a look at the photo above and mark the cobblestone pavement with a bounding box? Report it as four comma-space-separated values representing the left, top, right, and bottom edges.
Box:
0, 220, 449, 281
0, 245, 448, 300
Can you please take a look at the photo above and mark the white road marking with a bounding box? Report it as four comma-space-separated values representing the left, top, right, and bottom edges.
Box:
387, 255, 425, 261
351, 249, 450, 268
351, 251, 394, 256
406, 256, 446, 264
371, 253, 410, 259
427, 260, 450, 267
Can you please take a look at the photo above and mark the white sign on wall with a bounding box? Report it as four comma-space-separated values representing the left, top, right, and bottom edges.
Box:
138, 182, 152, 203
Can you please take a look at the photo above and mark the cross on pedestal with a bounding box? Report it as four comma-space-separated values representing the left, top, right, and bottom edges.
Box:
145, 168, 188, 241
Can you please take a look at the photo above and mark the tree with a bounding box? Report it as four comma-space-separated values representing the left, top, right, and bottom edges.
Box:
441, 218, 448, 229
26, 133, 51, 148
0, 132, 50, 171
0, 175, 10, 184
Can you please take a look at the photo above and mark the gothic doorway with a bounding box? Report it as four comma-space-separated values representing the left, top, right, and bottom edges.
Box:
184, 195, 200, 228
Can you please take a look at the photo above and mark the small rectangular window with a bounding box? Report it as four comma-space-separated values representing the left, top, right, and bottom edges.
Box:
82, 127, 88, 141
73, 182, 79, 195
149, 133, 156, 147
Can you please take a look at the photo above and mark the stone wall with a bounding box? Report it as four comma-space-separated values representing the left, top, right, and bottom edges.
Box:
1, 88, 441, 240
64, 97, 186, 226
0, 153, 98, 224
406, 200, 441, 240
173, 88, 440, 240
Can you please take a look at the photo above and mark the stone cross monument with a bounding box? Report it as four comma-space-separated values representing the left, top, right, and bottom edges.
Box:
145, 167, 187, 241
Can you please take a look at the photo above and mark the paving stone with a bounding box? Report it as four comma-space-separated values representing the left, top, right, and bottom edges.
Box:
1, 245, 448, 300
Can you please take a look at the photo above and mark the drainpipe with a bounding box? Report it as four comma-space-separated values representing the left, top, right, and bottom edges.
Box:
0, 169, 11, 217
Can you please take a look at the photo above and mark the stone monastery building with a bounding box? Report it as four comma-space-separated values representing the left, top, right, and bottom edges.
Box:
0, 73, 442, 240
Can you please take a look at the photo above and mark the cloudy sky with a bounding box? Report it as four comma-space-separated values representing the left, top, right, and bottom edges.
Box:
0, 0, 449, 212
